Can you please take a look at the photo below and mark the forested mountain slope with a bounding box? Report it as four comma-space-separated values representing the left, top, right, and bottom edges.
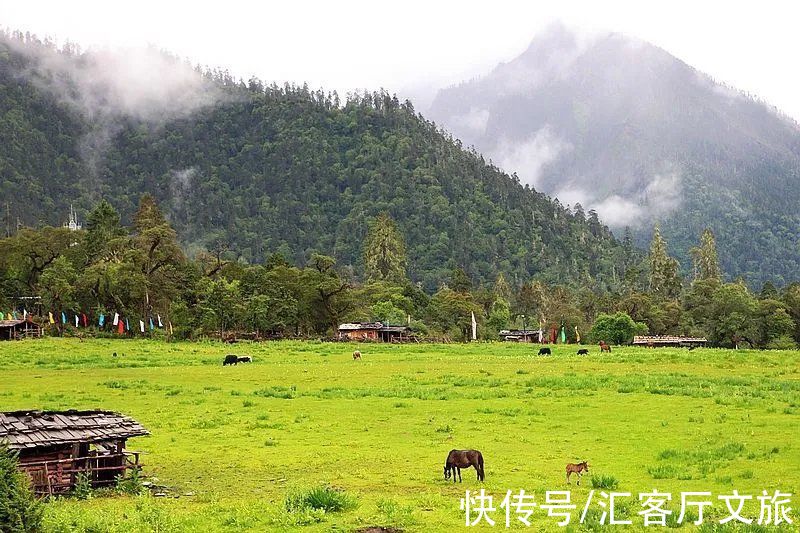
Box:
0, 32, 628, 290
428, 24, 800, 286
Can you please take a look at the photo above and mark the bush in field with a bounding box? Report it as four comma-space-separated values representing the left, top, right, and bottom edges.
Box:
285, 486, 356, 513
0, 443, 43, 533
71, 472, 92, 500
589, 312, 648, 345
115, 467, 145, 495
589, 474, 619, 489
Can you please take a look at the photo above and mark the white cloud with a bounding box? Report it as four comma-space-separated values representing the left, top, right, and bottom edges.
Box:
450, 107, 490, 136
555, 172, 682, 228
490, 126, 570, 186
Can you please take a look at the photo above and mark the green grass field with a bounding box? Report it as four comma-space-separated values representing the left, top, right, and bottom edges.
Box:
1, 339, 799, 531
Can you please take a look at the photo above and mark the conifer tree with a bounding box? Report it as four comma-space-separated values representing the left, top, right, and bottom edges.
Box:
363, 213, 407, 283
690, 228, 722, 282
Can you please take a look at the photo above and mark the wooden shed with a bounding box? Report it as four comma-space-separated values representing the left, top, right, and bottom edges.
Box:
0, 318, 43, 340
633, 335, 708, 348
338, 322, 412, 342
0, 410, 148, 495
338, 322, 383, 340
499, 329, 543, 343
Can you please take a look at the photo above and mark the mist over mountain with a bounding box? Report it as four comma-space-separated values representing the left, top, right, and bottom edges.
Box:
428, 23, 800, 286
0, 30, 629, 291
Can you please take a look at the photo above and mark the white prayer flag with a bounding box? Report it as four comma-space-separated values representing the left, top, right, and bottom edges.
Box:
139, 320, 145, 333
157, 314, 163, 327
471, 311, 477, 341
23, 309, 27, 319
75, 315, 79, 327
113, 312, 119, 326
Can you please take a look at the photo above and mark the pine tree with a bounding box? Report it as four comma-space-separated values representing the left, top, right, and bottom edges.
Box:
690, 228, 722, 282
363, 213, 407, 283
648, 225, 682, 298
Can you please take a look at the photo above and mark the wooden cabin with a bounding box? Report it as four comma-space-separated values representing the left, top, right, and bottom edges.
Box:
633, 335, 708, 348
0, 410, 148, 495
0, 318, 43, 340
499, 329, 543, 343
338, 322, 412, 342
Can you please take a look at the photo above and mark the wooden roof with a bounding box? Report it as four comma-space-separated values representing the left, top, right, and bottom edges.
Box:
0, 410, 149, 450
633, 335, 707, 345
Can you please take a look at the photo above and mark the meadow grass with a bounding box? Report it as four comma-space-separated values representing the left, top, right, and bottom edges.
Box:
0, 339, 798, 531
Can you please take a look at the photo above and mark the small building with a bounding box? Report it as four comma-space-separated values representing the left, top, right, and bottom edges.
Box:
0, 410, 149, 495
633, 335, 708, 348
338, 322, 412, 342
0, 318, 43, 340
499, 329, 544, 343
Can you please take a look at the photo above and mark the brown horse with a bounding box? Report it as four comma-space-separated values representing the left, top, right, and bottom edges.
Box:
599, 341, 611, 353
444, 449, 485, 482
566, 461, 589, 485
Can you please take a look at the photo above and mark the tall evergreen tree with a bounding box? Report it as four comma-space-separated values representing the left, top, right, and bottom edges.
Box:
363, 213, 407, 283
648, 225, 682, 299
690, 228, 722, 282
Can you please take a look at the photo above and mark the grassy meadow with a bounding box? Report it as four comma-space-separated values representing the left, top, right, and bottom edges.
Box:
1, 338, 799, 531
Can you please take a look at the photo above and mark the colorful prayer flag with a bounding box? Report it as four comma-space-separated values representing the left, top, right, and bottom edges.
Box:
61, 312, 66, 325
117, 319, 124, 334
99, 314, 105, 327
48, 312, 55, 324
149, 317, 154, 331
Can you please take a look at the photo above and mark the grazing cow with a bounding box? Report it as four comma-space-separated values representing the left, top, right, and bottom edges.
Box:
237, 356, 252, 363
538, 347, 551, 356
223, 354, 239, 366
577, 348, 589, 355
599, 341, 612, 353
444, 449, 485, 482
353, 350, 362, 360
566, 461, 590, 485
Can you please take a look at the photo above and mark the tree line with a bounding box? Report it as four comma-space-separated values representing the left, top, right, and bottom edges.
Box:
1, 197, 797, 348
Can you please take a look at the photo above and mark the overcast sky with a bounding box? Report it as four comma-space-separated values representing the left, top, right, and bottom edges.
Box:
4, 0, 800, 119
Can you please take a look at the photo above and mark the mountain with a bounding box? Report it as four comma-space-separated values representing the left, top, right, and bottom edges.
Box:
428, 23, 800, 286
0, 31, 629, 291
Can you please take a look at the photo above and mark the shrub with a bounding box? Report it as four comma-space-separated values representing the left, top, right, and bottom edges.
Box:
285, 486, 356, 513
115, 467, 145, 495
0, 442, 43, 532
71, 472, 93, 500
589, 312, 648, 345
589, 474, 619, 489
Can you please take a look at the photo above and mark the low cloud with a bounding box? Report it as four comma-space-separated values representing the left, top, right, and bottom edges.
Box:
556, 172, 682, 228
5, 36, 224, 183
451, 107, 490, 136
490, 126, 570, 186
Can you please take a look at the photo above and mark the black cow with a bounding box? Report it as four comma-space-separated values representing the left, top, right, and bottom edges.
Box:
538, 347, 551, 356
577, 348, 589, 355
223, 354, 239, 366
237, 356, 252, 363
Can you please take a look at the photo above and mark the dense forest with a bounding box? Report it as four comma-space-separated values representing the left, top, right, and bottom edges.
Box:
0, 31, 628, 291
0, 198, 798, 349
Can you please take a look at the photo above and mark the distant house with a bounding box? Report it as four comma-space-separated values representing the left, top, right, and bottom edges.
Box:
0, 410, 148, 495
633, 335, 707, 348
0, 318, 42, 340
499, 329, 543, 343
338, 322, 412, 342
